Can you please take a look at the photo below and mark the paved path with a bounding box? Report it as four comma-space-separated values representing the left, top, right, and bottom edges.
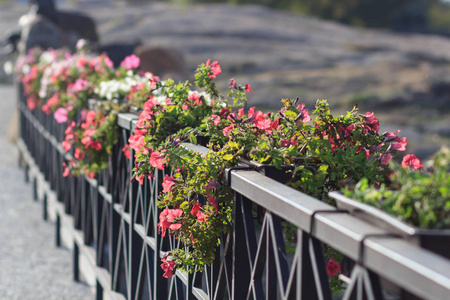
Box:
0, 85, 94, 299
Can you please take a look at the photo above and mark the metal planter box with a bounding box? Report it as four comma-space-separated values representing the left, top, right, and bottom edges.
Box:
329, 191, 450, 260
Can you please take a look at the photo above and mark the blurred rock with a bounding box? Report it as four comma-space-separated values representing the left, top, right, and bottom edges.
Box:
1, 1, 449, 159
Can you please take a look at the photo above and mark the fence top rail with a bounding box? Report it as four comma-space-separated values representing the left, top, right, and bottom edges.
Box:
117, 113, 139, 131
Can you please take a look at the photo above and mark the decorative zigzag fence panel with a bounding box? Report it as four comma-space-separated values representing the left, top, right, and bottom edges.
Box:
17, 85, 450, 300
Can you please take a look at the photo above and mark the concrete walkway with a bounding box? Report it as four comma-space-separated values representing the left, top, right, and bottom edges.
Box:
0, 84, 94, 299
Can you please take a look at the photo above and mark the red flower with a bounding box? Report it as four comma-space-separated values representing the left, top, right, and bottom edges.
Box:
162, 175, 176, 193
158, 208, 183, 237
190, 202, 201, 217
245, 83, 252, 93
160, 260, 176, 278
271, 118, 280, 131
205, 59, 221, 78
207, 194, 219, 215
89, 141, 102, 151
149, 151, 165, 170
326, 258, 341, 277
402, 154, 423, 170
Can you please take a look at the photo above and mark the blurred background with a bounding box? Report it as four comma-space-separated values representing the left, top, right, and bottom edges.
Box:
1, 0, 450, 159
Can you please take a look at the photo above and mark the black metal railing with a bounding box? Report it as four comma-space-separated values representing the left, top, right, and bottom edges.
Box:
17, 89, 450, 300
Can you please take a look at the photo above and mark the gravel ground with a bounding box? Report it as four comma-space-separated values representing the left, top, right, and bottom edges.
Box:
0, 85, 94, 299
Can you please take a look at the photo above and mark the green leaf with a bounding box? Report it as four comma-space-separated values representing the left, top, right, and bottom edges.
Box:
227, 141, 239, 149
189, 132, 197, 145
223, 154, 234, 161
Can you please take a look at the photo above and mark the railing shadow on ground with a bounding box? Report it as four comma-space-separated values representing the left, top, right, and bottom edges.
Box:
17, 84, 450, 300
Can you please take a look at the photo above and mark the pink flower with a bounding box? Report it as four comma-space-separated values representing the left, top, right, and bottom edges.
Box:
160, 260, 176, 278
72, 78, 90, 92
74, 148, 84, 160
388, 137, 407, 152
128, 134, 145, 152
196, 212, 208, 223
62, 140, 71, 152
203, 180, 219, 189
42, 104, 51, 115
222, 124, 234, 137
296, 103, 311, 123
76, 56, 87, 68
188, 91, 200, 102
121, 54, 140, 70
46, 93, 60, 108
379, 153, 392, 165
205, 59, 221, 78
254, 111, 272, 131
158, 208, 183, 237
245, 84, 252, 93
103, 56, 114, 69
402, 154, 423, 170
81, 136, 91, 146
210, 115, 221, 126
54, 107, 68, 123
383, 129, 401, 141
144, 98, 157, 112
149, 151, 165, 170
135, 174, 144, 185
80, 111, 96, 130
162, 174, 176, 193
364, 112, 380, 132
229, 78, 237, 89
62, 163, 70, 177
280, 138, 298, 147
326, 258, 341, 277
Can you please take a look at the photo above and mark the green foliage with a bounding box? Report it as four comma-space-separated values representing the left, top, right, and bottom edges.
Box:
344, 147, 450, 229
